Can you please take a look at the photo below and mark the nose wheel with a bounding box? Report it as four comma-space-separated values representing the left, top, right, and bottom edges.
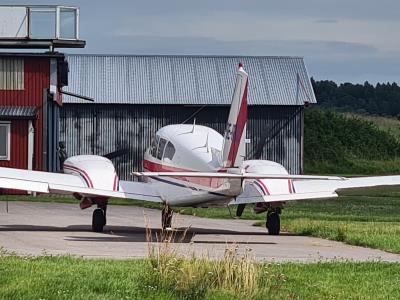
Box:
92, 208, 106, 232
161, 205, 173, 229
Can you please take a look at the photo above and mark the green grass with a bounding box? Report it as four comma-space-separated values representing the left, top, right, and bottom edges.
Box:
343, 112, 400, 141
1, 255, 400, 299
305, 158, 400, 175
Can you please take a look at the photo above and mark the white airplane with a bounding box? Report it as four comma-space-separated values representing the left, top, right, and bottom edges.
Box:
1, 63, 400, 235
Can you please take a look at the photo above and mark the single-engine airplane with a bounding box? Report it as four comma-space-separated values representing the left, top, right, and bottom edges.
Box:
1, 63, 400, 235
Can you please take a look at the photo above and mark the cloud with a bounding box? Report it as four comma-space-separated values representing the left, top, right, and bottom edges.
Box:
6, 0, 400, 83
315, 19, 339, 24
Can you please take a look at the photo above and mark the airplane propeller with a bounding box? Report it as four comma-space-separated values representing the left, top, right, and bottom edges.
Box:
103, 148, 130, 160
58, 141, 130, 170
236, 203, 246, 217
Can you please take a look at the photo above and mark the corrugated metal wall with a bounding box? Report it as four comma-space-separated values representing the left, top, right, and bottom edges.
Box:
60, 104, 303, 179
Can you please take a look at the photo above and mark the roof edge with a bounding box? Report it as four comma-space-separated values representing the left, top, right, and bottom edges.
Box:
65, 53, 304, 59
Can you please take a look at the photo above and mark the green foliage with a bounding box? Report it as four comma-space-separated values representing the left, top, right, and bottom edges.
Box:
312, 79, 400, 116
342, 113, 400, 141
304, 108, 400, 174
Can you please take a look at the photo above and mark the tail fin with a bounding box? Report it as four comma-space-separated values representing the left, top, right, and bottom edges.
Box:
222, 63, 249, 168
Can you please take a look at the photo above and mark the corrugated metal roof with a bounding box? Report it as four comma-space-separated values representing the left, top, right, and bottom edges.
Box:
63, 55, 316, 105
0, 106, 37, 119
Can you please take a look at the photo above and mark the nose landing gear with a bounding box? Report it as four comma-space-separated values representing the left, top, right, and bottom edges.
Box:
161, 205, 173, 230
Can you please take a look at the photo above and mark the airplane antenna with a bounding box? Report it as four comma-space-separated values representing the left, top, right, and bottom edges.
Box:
191, 118, 196, 133
191, 132, 210, 152
181, 105, 207, 124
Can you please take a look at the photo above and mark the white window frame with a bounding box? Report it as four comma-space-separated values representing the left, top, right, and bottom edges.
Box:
0, 122, 11, 161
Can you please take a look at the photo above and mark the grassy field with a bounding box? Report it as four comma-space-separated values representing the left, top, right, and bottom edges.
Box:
1, 254, 400, 300
343, 113, 400, 141
2, 187, 400, 254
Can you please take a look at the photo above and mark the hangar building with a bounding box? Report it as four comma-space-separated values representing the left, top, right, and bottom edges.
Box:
60, 55, 316, 179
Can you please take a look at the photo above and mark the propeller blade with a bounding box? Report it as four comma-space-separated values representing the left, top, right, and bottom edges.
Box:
236, 203, 246, 217
103, 148, 129, 160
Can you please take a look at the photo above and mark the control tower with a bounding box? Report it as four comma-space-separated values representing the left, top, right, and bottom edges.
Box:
0, 5, 85, 51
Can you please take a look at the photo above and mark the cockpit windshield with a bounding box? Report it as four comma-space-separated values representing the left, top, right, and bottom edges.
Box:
150, 135, 159, 157
157, 138, 167, 160
163, 142, 176, 162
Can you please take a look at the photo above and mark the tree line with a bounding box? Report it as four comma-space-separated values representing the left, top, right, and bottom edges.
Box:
311, 78, 400, 116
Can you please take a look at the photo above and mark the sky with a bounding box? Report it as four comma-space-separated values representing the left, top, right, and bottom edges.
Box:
7, 0, 400, 84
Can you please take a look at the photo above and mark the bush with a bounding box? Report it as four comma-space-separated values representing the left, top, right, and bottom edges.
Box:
304, 109, 400, 174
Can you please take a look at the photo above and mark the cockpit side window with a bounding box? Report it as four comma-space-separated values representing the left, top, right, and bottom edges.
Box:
163, 142, 176, 162
150, 135, 160, 157
157, 138, 167, 160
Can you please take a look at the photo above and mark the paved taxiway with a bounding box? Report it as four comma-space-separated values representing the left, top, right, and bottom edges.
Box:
1, 201, 400, 262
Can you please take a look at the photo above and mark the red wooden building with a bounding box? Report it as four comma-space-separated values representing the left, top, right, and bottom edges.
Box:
0, 53, 67, 180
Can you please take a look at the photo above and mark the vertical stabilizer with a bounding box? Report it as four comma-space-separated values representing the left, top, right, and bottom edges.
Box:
222, 63, 249, 168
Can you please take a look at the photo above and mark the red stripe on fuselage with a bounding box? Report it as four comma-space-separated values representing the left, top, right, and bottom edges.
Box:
143, 159, 225, 189
227, 79, 248, 167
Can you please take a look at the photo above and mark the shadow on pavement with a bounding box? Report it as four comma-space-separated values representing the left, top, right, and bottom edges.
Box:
0, 224, 289, 244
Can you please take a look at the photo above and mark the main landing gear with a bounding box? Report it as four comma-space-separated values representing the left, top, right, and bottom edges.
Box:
161, 205, 173, 230
266, 207, 281, 235
253, 202, 282, 235
92, 204, 107, 232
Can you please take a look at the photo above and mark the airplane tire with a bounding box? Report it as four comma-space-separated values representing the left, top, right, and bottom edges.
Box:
162, 206, 173, 229
266, 212, 280, 235
92, 208, 106, 232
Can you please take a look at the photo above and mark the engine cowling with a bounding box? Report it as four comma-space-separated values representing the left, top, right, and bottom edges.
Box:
242, 159, 294, 196
63, 155, 119, 191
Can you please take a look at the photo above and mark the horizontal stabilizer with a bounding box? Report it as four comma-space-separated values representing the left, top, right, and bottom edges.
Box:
132, 171, 345, 181
232, 191, 338, 205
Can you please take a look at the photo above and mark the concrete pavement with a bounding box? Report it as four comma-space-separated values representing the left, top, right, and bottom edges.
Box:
1, 201, 400, 262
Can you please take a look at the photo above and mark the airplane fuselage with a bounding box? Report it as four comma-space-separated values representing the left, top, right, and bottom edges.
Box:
143, 124, 243, 206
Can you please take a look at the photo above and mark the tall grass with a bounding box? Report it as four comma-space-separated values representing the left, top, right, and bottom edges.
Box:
143, 223, 272, 299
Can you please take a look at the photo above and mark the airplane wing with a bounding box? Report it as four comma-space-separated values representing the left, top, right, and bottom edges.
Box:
0, 167, 162, 202
232, 175, 400, 204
